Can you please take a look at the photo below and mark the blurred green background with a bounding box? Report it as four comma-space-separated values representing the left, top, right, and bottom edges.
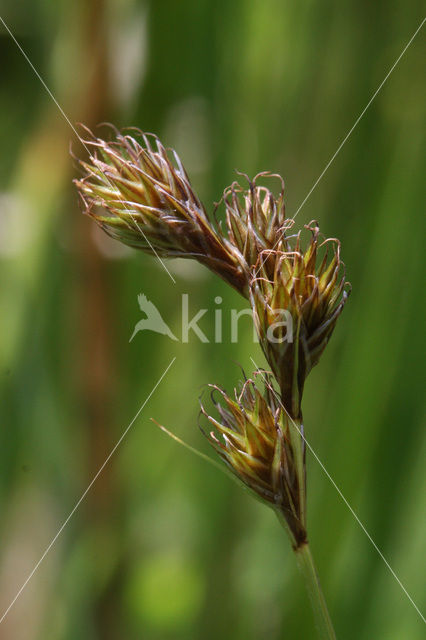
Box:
0, 1, 425, 638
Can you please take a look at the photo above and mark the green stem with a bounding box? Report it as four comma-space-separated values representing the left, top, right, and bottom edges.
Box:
294, 543, 336, 640
287, 417, 306, 529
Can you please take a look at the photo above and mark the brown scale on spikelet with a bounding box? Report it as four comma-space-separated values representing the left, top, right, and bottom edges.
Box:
201, 371, 307, 548
250, 221, 350, 418
74, 126, 247, 294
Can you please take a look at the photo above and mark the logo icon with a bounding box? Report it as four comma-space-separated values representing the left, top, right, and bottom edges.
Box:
129, 294, 179, 342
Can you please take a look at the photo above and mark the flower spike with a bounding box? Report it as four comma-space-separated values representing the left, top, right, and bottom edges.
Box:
200, 371, 307, 548
249, 222, 350, 418
216, 172, 291, 271
74, 127, 247, 294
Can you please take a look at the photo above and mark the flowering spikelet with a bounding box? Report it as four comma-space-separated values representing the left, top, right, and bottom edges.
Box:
250, 222, 350, 418
201, 371, 307, 547
74, 127, 247, 294
217, 173, 289, 271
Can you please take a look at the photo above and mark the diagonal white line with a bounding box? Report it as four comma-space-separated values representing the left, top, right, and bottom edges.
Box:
0, 15, 177, 284
251, 17, 425, 283
0, 357, 176, 625
250, 357, 426, 623
291, 16, 425, 222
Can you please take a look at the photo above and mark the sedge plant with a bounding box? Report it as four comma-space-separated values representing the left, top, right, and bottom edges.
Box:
74, 126, 350, 639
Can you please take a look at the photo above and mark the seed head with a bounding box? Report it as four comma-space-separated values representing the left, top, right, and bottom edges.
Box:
217, 173, 288, 271
74, 127, 247, 293
201, 371, 307, 547
250, 222, 350, 418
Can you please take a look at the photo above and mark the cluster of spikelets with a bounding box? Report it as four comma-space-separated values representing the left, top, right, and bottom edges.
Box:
75, 126, 350, 548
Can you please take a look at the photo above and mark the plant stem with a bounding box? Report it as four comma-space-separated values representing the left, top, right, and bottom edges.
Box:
294, 543, 336, 639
